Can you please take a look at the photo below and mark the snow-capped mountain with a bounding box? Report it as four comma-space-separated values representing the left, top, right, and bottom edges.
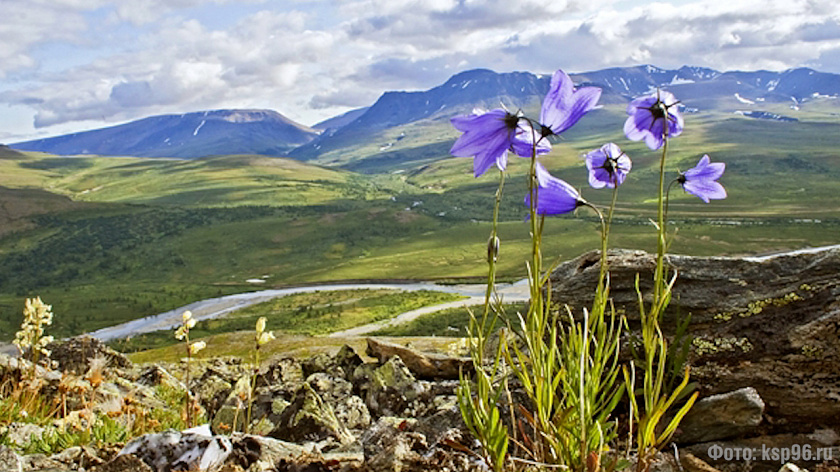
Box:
12, 109, 318, 159
11, 65, 840, 161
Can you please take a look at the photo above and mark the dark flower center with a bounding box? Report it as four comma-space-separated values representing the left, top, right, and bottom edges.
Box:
644, 98, 681, 122
677, 174, 687, 184
540, 124, 554, 138
504, 113, 521, 130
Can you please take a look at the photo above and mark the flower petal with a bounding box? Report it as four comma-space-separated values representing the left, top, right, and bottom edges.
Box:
683, 179, 727, 203
684, 155, 725, 181
527, 164, 582, 215
540, 69, 601, 135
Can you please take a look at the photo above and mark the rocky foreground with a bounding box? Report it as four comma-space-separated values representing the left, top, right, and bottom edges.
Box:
1, 246, 839, 472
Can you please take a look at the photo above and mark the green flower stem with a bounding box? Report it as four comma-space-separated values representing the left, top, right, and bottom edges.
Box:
457, 169, 509, 472
247, 345, 260, 434
654, 136, 668, 306
481, 170, 506, 334
597, 185, 620, 300
183, 332, 193, 428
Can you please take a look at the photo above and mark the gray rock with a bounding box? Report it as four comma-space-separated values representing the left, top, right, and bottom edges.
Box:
91, 453, 154, 472
685, 432, 840, 471
46, 335, 131, 375
228, 433, 309, 472
676, 387, 765, 444
19, 452, 65, 471
194, 368, 234, 417
270, 383, 355, 445
0, 445, 22, 472
136, 365, 185, 391
3, 423, 44, 449
365, 338, 473, 380
352, 356, 429, 417
301, 353, 332, 379
550, 247, 840, 325
256, 356, 303, 392
211, 375, 252, 434
552, 247, 840, 432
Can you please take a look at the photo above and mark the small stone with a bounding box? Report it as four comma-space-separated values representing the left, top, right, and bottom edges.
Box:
780, 464, 809, 472
675, 387, 765, 444
679, 452, 723, 472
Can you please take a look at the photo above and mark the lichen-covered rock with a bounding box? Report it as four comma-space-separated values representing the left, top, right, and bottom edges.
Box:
228, 434, 308, 472
270, 382, 356, 445
47, 335, 131, 375
352, 356, 429, 417
333, 344, 364, 381
301, 353, 333, 379
256, 356, 304, 392
211, 375, 253, 434
676, 387, 765, 444
194, 367, 235, 417
136, 365, 185, 391
553, 247, 840, 432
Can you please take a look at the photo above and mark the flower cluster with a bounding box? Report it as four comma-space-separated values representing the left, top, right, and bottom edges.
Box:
450, 69, 599, 179
175, 311, 205, 355
13, 297, 55, 360
451, 68, 729, 472
451, 71, 727, 208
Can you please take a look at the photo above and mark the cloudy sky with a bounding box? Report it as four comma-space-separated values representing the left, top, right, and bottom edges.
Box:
2, 0, 840, 142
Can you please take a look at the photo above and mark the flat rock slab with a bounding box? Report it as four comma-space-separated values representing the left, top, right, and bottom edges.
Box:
365, 338, 472, 380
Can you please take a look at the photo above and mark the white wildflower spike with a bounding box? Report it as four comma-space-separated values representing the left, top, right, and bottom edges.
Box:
13, 297, 54, 359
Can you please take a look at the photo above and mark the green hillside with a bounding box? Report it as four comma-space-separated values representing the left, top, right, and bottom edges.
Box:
1, 102, 840, 342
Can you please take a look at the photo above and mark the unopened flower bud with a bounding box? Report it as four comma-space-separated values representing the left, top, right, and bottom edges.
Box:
487, 236, 500, 263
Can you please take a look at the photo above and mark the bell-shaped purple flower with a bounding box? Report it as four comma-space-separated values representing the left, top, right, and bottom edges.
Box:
624, 90, 684, 150
451, 108, 549, 177
678, 154, 726, 203
540, 69, 602, 136
586, 143, 632, 189
525, 163, 585, 215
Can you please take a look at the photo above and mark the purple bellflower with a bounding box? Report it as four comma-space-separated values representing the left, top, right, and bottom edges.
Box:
586, 143, 631, 189
678, 155, 726, 203
525, 163, 585, 215
624, 90, 684, 150
451, 108, 549, 177
539, 69, 602, 137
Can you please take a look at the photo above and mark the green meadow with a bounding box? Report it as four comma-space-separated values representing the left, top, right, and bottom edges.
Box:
1, 103, 840, 343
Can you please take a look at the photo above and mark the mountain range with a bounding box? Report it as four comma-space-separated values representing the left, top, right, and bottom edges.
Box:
10, 65, 840, 161
11, 109, 318, 159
